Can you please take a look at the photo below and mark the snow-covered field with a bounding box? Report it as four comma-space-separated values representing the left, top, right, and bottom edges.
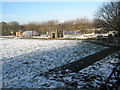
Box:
0, 38, 110, 88
40, 51, 120, 88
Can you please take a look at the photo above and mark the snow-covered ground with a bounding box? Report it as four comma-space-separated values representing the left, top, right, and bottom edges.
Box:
33, 51, 120, 88
0, 38, 108, 88
63, 35, 95, 39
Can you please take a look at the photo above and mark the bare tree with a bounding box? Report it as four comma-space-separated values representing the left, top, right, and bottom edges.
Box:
8, 21, 20, 35
38, 20, 59, 34
74, 17, 94, 34
1, 22, 12, 36
63, 20, 75, 31
25, 22, 39, 31
94, 2, 120, 36
0, 22, 2, 36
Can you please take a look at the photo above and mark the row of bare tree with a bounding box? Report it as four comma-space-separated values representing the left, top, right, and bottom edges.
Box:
0, 17, 94, 36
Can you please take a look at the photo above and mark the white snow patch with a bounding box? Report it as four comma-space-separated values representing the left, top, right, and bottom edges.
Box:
1, 39, 108, 88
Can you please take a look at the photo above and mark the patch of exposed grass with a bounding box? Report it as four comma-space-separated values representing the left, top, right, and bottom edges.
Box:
20, 37, 97, 40
20, 37, 40, 39
0, 37, 14, 39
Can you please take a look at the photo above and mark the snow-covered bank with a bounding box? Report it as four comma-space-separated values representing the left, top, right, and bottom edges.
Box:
1, 39, 108, 88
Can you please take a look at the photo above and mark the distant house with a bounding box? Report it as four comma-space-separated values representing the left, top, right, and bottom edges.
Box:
16, 32, 21, 37
22, 30, 38, 37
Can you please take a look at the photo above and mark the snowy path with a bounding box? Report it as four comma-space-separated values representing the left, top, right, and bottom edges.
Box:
0, 39, 107, 88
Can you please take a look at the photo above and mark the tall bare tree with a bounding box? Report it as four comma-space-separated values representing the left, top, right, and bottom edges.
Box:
8, 21, 20, 35
63, 20, 75, 31
1, 22, 12, 36
38, 20, 59, 34
25, 22, 39, 31
94, 2, 120, 36
74, 17, 94, 34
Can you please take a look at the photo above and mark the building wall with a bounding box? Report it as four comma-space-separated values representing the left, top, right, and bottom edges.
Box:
16, 32, 21, 37
49, 29, 58, 38
49, 29, 63, 38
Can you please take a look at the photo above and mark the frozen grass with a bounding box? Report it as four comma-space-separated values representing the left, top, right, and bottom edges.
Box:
37, 51, 120, 88
1, 39, 107, 88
